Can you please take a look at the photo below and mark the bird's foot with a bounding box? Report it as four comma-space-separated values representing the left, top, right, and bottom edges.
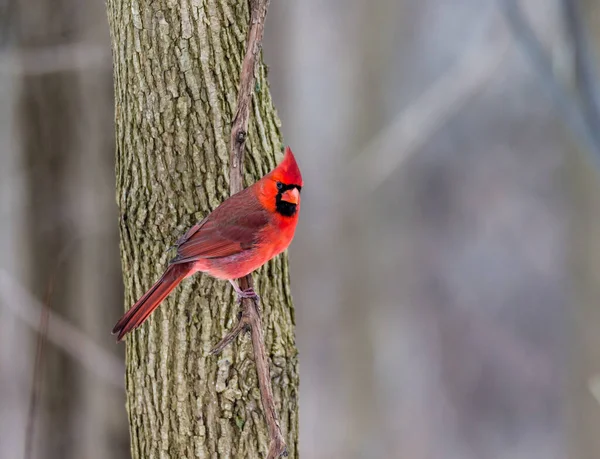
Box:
236, 288, 260, 304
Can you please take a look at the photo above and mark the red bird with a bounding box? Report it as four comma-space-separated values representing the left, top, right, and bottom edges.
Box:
112, 147, 303, 341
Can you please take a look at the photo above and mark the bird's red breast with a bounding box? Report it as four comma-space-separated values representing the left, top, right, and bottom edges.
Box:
170, 146, 303, 280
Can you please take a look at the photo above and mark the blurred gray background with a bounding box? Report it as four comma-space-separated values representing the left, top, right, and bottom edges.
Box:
2, 0, 600, 458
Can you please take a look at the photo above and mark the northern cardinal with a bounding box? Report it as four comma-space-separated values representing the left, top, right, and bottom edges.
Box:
112, 147, 303, 341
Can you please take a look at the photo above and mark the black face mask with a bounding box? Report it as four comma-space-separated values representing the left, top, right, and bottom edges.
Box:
275, 182, 302, 217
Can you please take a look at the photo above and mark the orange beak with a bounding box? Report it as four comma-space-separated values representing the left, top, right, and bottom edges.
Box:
281, 188, 300, 205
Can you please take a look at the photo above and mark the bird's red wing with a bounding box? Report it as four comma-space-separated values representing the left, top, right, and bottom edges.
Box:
172, 188, 270, 262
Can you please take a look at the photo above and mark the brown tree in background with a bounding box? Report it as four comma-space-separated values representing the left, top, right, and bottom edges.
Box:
105, 0, 299, 457
13, 0, 126, 458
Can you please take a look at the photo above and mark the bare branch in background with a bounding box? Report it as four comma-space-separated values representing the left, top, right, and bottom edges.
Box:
23, 242, 60, 459
501, 0, 600, 164
0, 43, 109, 76
0, 270, 125, 389
347, 0, 600, 195
346, 7, 509, 195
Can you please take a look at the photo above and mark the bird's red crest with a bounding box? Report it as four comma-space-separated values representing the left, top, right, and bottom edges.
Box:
272, 146, 303, 186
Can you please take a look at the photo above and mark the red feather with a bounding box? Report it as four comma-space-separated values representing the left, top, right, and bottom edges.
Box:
172, 187, 269, 262
112, 264, 192, 340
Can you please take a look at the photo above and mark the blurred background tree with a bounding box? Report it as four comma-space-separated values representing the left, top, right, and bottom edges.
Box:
1, 0, 126, 458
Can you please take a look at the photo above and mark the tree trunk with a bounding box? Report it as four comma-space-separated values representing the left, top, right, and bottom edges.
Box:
105, 1, 299, 457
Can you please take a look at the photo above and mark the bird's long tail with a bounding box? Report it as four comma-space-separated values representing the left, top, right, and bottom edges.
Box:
112, 263, 192, 341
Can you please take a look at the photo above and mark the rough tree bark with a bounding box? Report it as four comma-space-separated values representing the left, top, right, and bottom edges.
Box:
105, 1, 299, 457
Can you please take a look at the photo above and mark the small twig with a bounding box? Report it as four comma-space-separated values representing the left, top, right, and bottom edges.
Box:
210, 0, 286, 458
24, 242, 73, 459
210, 317, 247, 355
23, 280, 50, 459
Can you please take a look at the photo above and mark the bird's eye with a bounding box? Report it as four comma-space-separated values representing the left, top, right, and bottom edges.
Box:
276, 181, 283, 190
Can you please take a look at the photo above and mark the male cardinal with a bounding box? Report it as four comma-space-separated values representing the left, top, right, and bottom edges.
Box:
112, 147, 303, 341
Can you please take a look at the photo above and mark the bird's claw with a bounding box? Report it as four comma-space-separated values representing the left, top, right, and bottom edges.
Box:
236, 288, 260, 304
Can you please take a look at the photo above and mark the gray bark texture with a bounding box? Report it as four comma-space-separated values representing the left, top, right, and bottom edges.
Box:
104, 1, 299, 457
